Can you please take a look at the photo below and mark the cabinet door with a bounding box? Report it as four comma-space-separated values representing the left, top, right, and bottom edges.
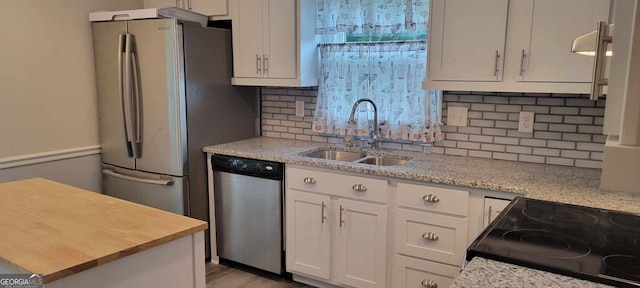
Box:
143, 0, 180, 8
285, 190, 331, 280
234, 0, 265, 78
483, 197, 511, 228
429, 0, 509, 81
335, 199, 388, 288
189, 0, 228, 16
264, 0, 297, 79
517, 0, 610, 82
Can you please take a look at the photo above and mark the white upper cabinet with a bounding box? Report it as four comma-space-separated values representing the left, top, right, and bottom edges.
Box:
232, 0, 318, 87
425, 0, 611, 93
510, 0, 610, 83
428, 0, 509, 82
143, 0, 229, 17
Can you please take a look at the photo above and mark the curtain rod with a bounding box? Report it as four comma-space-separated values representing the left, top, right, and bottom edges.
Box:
317, 39, 426, 47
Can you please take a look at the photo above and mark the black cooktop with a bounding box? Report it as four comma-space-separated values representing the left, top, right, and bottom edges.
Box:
467, 197, 640, 288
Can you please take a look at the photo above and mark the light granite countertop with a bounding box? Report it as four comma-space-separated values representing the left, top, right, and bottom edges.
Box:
450, 258, 614, 288
203, 137, 640, 214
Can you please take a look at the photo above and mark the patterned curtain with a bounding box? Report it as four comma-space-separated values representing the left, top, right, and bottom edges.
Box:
312, 0, 442, 143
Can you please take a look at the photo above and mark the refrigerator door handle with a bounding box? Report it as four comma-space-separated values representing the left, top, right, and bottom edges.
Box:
102, 169, 174, 186
124, 34, 140, 159
118, 34, 134, 158
131, 50, 142, 155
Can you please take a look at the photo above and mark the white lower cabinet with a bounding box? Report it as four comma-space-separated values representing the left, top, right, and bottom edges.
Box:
393, 255, 460, 288
285, 167, 388, 288
393, 183, 470, 288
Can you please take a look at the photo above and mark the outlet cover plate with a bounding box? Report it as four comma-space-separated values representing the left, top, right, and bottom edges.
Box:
447, 107, 468, 127
295, 101, 305, 117
518, 111, 535, 133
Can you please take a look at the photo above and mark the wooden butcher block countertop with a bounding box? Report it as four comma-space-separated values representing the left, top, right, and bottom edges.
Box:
0, 178, 207, 283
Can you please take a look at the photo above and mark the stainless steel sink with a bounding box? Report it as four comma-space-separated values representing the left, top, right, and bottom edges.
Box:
356, 157, 407, 166
304, 150, 367, 162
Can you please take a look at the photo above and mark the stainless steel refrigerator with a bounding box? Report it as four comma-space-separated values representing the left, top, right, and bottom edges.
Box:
90, 10, 258, 260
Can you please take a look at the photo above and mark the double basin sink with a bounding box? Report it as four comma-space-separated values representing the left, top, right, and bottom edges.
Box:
302, 148, 410, 166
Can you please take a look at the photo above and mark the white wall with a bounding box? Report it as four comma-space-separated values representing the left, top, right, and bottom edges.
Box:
0, 0, 143, 190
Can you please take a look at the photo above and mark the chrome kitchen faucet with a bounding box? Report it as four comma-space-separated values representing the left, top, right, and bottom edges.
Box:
348, 98, 380, 149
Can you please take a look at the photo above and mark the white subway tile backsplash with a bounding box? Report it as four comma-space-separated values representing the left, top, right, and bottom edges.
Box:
482, 128, 507, 136
483, 112, 509, 120
469, 150, 492, 158
519, 154, 545, 163
547, 141, 576, 150
548, 124, 577, 133
493, 152, 518, 161
471, 103, 496, 111
496, 105, 522, 112
550, 107, 580, 115
470, 119, 495, 127
532, 148, 561, 157
561, 150, 590, 159
506, 146, 533, 154
262, 89, 605, 168
445, 148, 468, 156
520, 139, 547, 147
575, 159, 602, 169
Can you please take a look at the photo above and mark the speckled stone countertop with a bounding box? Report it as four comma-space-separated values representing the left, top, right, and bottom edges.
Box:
450, 258, 613, 288
203, 137, 640, 214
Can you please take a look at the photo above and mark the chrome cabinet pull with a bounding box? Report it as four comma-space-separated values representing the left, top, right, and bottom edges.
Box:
493, 50, 500, 76
339, 205, 345, 227
187, 0, 192, 10
352, 184, 367, 192
519, 49, 527, 76
321, 202, 326, 223
263, 54, 268, 74
421, 279, 438, 288
487, 205, 493, 226
423, 194, 439, 202
256, 54, 262, 74
303, 177, 317, 184
422, 232, 439, 241
590, 21, 612, 100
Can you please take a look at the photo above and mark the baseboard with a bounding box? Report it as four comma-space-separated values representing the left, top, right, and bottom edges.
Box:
0, 146, 101, 170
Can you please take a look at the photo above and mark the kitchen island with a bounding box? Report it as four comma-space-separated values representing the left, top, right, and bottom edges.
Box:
0, 178, 207, 288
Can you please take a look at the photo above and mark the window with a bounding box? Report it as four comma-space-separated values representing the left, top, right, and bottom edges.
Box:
312, 0, 442, 143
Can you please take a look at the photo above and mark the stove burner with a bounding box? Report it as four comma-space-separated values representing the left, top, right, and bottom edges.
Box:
603, 255, 640, 280
604, 232, 640, 252
502, 229, 591, 259
522, 205, 598, 227
610, 214, 640, 232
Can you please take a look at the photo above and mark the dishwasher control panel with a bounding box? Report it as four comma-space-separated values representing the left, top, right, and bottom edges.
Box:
212, 155, 283, 180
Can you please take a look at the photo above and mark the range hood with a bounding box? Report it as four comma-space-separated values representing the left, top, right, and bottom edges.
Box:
571, 23, 614, 56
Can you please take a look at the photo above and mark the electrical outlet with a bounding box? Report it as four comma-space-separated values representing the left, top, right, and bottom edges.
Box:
447, 107, 468, 127
295, 101, 305, 117
518, 111, 535, 133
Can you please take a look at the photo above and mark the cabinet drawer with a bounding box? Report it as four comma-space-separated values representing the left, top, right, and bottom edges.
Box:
287, 168, 388, 204
397, 183, 469, 216
393, 255, 459, 288
395, 209, 468, 266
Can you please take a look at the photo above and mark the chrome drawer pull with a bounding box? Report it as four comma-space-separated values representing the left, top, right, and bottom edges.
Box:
422, 232, 439, 241
422, 279, 438, 288
352, 184, 367, 192
303, 177, 317, 184
423, 194, 439, 202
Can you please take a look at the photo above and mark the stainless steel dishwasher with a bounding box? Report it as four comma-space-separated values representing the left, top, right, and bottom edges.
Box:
212, 154, 284, 274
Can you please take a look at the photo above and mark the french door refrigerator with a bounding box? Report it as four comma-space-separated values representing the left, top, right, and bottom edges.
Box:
90, 11, 258, 260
